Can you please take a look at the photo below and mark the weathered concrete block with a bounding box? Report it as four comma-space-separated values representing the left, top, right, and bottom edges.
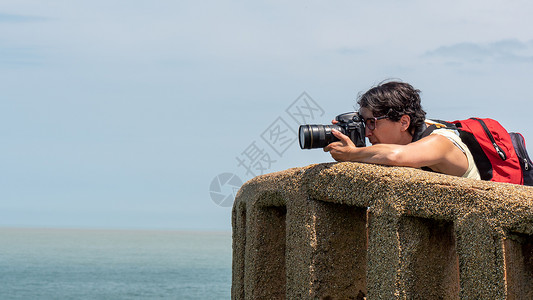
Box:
455, 212, 506, 299
504, 232, 533, 299
232, 162, 533, 299
397, 217, 459, 298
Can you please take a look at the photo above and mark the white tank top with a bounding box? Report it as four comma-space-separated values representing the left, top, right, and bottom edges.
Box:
425, 120, 481, 180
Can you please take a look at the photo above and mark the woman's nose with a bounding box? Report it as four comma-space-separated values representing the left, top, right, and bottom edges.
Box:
365, 127, 372, 137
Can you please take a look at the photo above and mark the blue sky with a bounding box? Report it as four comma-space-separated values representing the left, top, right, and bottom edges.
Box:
1, 1, 532, 231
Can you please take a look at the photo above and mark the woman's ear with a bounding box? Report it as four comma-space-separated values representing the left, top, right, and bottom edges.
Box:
400, 115, 411, 131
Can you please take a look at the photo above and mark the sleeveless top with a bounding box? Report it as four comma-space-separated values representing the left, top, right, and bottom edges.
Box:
424, 120, 481, 180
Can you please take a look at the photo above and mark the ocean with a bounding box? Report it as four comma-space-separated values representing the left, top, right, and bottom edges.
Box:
0, 228, 232, 299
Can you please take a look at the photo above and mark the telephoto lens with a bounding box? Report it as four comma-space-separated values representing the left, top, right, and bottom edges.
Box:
299, 124, 344, 149
299, 112, 366, 149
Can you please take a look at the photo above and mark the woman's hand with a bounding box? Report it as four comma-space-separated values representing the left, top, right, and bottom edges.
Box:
323, 129, 357, 161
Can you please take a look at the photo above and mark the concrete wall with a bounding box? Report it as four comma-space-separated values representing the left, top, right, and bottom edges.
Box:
232, 162, 533, 299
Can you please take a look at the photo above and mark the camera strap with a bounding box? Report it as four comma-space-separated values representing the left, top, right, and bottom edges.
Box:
411, 123, 428, 142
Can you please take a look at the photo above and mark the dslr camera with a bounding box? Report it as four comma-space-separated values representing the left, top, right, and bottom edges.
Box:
299, 112, 366, 149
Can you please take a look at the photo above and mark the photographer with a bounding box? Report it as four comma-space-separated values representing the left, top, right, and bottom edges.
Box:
323, 81, 481, 179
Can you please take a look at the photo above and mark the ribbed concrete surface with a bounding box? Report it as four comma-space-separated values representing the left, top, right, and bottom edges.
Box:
232, 162, 533, 299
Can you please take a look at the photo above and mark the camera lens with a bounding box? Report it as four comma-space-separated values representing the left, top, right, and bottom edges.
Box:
299, 125, 311, 149
299, 124, 343, 149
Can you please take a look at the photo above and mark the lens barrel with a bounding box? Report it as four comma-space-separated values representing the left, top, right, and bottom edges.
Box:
299, 124, 344, 149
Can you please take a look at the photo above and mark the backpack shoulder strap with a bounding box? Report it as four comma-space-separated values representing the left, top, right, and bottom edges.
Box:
412, 119, 456, 142
414, 119, 461, 173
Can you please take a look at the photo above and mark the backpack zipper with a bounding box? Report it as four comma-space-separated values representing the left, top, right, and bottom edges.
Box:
471, 118, 507, 160
514, 133, 530, 171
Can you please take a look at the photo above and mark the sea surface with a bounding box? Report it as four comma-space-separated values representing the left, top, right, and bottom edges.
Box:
0, 228, 232, 299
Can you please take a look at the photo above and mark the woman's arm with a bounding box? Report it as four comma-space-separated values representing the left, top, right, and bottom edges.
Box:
324, 129, 469, 177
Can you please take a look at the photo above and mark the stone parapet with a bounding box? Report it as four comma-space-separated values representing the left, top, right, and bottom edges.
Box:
232, 162, 533, 299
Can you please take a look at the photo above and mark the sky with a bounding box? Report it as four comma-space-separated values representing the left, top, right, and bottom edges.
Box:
1, 0, 532, 231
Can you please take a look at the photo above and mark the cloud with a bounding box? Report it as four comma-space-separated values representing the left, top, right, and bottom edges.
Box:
423, 39, 533, 64
336, 47, 366, 56
0, 13, 47, 23
0, 46, 43, 66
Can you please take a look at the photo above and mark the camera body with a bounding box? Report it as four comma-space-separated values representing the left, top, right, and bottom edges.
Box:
299, 112, 366, 149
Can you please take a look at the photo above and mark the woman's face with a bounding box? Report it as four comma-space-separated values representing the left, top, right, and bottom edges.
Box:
359, 107, 406, 145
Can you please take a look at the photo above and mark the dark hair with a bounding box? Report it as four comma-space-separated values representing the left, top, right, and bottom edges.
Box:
357, 80, 426, 133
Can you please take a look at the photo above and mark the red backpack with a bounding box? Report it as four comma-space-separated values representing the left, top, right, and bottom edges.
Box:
421, 118, 533, 186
